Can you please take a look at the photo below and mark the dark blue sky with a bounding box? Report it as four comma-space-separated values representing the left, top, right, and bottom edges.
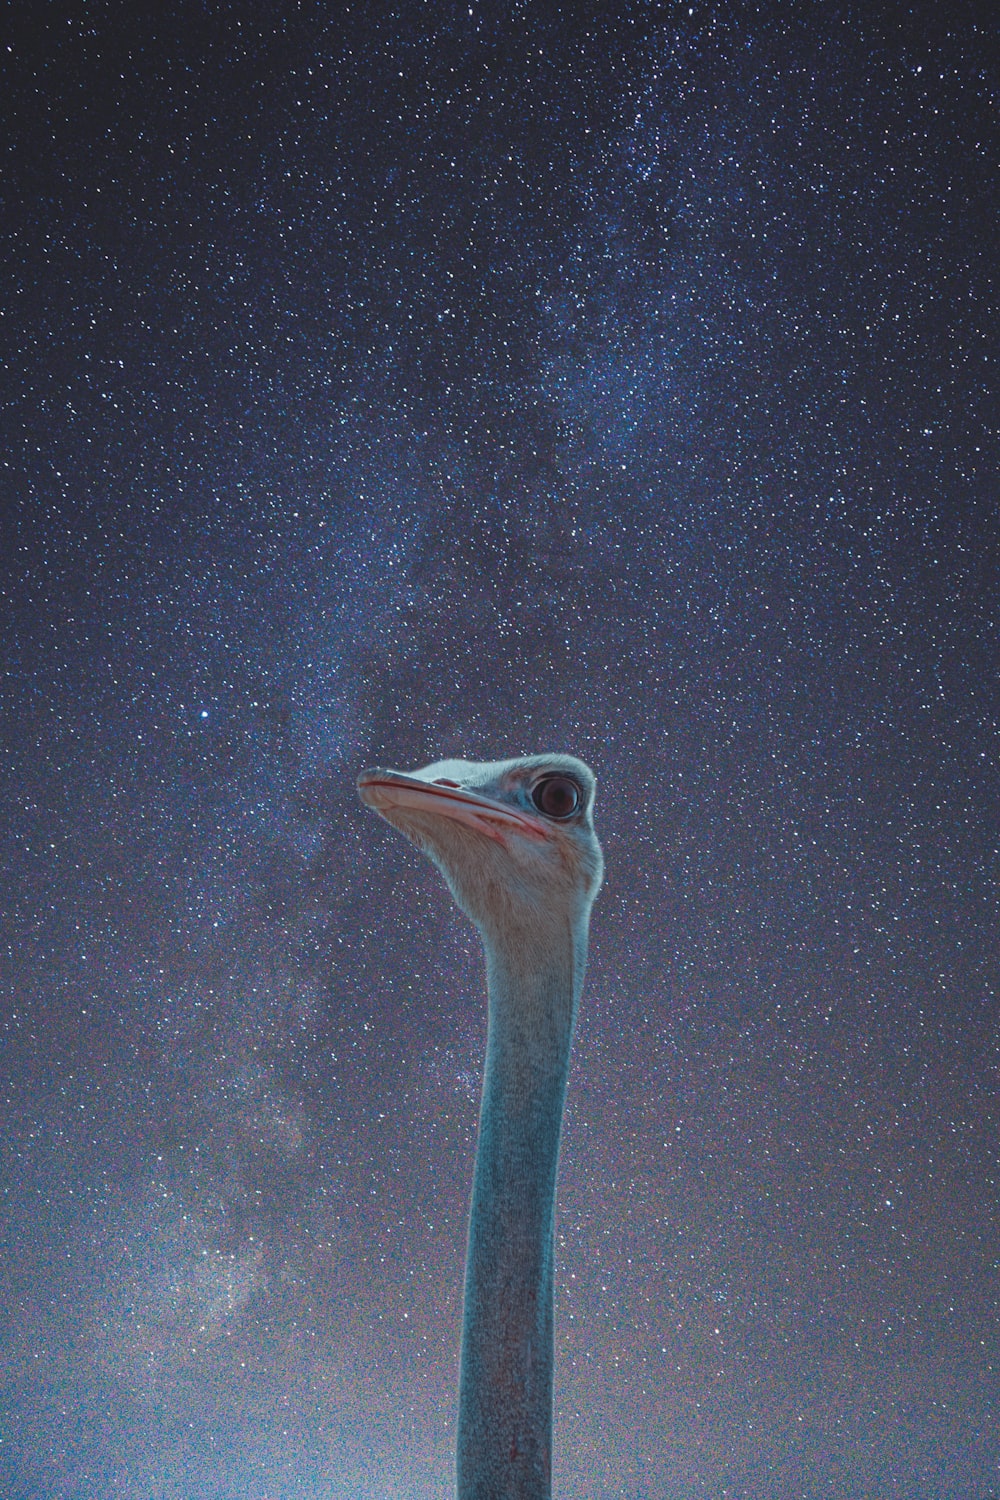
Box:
2, 3, 997, 1496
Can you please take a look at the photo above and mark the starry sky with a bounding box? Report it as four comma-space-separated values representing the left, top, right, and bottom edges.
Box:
1, 2, 998, 1496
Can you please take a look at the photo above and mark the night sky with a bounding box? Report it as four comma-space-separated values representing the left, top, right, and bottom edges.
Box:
2, 2, 998, 1497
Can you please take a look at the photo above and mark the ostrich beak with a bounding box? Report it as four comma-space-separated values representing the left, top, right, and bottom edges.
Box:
357, 768, 549, 842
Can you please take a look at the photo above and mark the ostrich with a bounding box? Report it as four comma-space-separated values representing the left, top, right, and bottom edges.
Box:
357, 754, 603, 1500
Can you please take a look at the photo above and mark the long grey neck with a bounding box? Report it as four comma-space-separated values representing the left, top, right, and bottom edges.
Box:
457, 915, 588, 1500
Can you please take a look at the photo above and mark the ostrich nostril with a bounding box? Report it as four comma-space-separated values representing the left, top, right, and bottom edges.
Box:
433, 778, 462, 787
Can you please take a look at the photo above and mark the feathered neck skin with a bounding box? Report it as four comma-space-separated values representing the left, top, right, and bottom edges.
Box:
358, 755, 603, 1500
457, 907, 585, 1496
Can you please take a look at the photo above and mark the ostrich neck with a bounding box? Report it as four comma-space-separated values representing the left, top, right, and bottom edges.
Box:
457, 915, 587, 1500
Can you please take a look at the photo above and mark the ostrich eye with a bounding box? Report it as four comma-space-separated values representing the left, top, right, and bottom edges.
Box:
531, 775, 580, 819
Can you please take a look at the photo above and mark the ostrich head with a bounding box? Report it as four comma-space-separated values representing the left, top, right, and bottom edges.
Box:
357, 754, 603, 946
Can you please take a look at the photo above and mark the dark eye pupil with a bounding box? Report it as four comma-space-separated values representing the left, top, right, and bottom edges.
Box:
532, 776, 580, 818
